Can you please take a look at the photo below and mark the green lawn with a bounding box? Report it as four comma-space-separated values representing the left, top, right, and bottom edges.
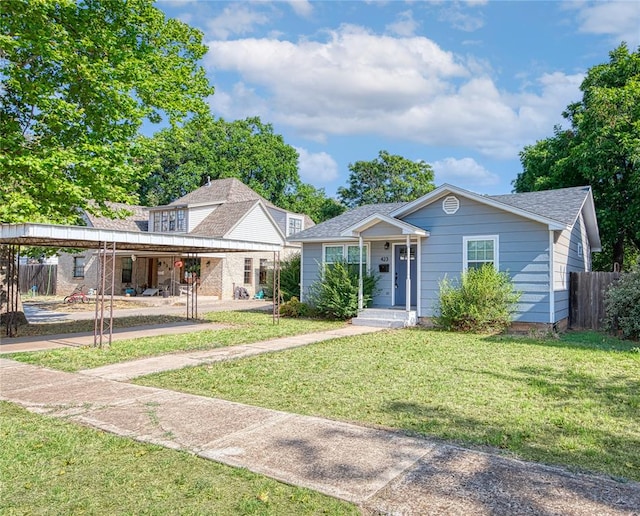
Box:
7, 311, 344, 371
136, 329, 640, 482
0, 402, 356, 515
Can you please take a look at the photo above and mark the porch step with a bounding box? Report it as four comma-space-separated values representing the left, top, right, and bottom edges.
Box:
352, 308, 417, 328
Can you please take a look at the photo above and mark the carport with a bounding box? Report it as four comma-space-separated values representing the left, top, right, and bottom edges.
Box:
1, 223, 281, 345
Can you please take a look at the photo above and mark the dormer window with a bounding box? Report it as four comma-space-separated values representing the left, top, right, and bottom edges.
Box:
152, 208, 186, 233
288, 216, 303, 236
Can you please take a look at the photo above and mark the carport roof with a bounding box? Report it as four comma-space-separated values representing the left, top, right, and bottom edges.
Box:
0, 223, 282, 253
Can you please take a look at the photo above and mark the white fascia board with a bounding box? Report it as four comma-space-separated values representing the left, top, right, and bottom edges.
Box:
286, 236, 357, 244
340, 213, 428, 237
0, 223, 281, 252
391, 183, 568, 231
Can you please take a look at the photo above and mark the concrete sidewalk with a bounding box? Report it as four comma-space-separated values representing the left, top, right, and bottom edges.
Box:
78, 325, 383, 381
2, 332, 639, 514
0, 321, 229, 354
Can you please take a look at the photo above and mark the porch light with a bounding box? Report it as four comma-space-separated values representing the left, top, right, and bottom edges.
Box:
384, 242, 390, 250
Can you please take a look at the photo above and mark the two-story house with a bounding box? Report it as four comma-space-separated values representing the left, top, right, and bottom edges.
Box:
56, 178, 312, 299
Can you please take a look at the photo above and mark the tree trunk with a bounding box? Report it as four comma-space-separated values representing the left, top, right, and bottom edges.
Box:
612, 236, 625, 272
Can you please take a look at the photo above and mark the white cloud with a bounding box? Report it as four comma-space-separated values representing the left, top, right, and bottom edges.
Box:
432, 157, 500, 186
208, 83, 269, 121
386, 10, 419, 37
206, 5, 271, 40
438, 4, 485, 32
295, 147, 339, 185
205, 26, 583, 160
571, 1, 640, 47
287, 0, 313, 18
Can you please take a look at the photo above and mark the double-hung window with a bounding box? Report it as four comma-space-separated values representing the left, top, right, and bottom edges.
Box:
244, 258, 253, 284
463, 236, 498, 270
288, 216, 303, 236
73, 256, 85, 278
323, 244, 368, 269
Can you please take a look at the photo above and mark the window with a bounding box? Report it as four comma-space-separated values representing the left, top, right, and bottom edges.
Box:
288, 216, 303, 236
73, 256, 85, 278
122, 257, 133, 283
152, 209, 186, 233
244, 258, 253, 284
176, 209, 186, 232
323, 244, 368, 266
259, 258, 268, 284
347, 245, 367, 265
324, 245, 344, 264
577, 243, 583, 258
463, 236, 498, 270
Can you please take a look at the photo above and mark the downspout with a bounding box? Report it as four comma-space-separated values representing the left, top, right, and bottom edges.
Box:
549, 230, 555, 325
416, 235, 421, 317
358, 234, 364, 312
300, 243, 304, 303
406, 234, 411, 313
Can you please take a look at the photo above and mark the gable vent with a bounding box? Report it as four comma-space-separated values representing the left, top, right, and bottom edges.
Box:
442, 195, 460, 214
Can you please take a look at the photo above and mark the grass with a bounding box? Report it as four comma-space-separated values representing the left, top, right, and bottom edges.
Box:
10, 314, 205, 337
136, 329, 640, 482
0, 402, 357, 515
7, 311, 344, 371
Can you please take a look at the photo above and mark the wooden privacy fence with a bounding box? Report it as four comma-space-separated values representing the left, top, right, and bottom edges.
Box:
569, 271, 620, 330
19, 264, 57, 296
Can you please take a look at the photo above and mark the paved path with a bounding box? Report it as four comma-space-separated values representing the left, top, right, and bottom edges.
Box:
78, 325, 382, 381
0, 322, 229, 354
2, 329, 639, 514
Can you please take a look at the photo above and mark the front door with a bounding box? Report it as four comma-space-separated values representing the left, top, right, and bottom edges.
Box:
394, 245, 417, 306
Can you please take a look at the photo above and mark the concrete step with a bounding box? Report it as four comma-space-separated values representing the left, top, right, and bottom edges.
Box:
352, 309, 417, 328
352, 318, 406, 328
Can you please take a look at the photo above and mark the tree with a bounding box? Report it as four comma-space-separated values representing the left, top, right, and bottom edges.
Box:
138, 114, 301, 208
337, 150, 435, 208
514, 44, 640, 270
0, 0, 213, 224
287, 184, 346, 223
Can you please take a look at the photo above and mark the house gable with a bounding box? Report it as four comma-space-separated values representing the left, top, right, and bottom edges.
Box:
400, 194, 552, 323
225, 202, 285, 245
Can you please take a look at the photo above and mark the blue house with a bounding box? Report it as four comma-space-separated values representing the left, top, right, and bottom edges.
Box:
289, 184, 600, 330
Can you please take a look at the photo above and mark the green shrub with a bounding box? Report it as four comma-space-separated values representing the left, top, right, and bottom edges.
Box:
279, 297, 311, 318
435, 264, 521, 333
604, 267, 640, 340
264, 253, 300, 302
308, 260, 378, 320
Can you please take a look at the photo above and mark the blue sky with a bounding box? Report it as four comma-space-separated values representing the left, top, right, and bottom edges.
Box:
155, 0, 640, 197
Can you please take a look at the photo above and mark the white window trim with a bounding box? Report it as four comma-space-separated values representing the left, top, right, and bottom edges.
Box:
322, 243, 370, 267
286, 214, 304, 236
463, 235, 499, 271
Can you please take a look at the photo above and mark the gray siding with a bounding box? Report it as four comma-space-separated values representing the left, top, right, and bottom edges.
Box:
370, 240, 394, 306
402, 196, 551, 323
553, 211, 591, 322
300, 243, 323, 303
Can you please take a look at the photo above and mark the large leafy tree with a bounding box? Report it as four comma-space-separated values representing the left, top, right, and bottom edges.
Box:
138, 114, 301, 208
0, 0, 213, 224
337, 150, 435, 208
514, 44, 640, 270
287, 184, 346, 223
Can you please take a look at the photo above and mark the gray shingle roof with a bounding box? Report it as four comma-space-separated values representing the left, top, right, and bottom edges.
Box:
190, 200, 259, 237
168, 178, 261, 206
290, 185, 593, 241
85, 202, 148, 232
488, 186, 590, 226
290, 203, 406, 240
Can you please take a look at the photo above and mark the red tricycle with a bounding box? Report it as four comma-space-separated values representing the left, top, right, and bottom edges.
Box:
63, 285, 90, 304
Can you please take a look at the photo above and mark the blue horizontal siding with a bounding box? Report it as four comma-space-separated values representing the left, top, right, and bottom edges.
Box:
403, 196, 551, 324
